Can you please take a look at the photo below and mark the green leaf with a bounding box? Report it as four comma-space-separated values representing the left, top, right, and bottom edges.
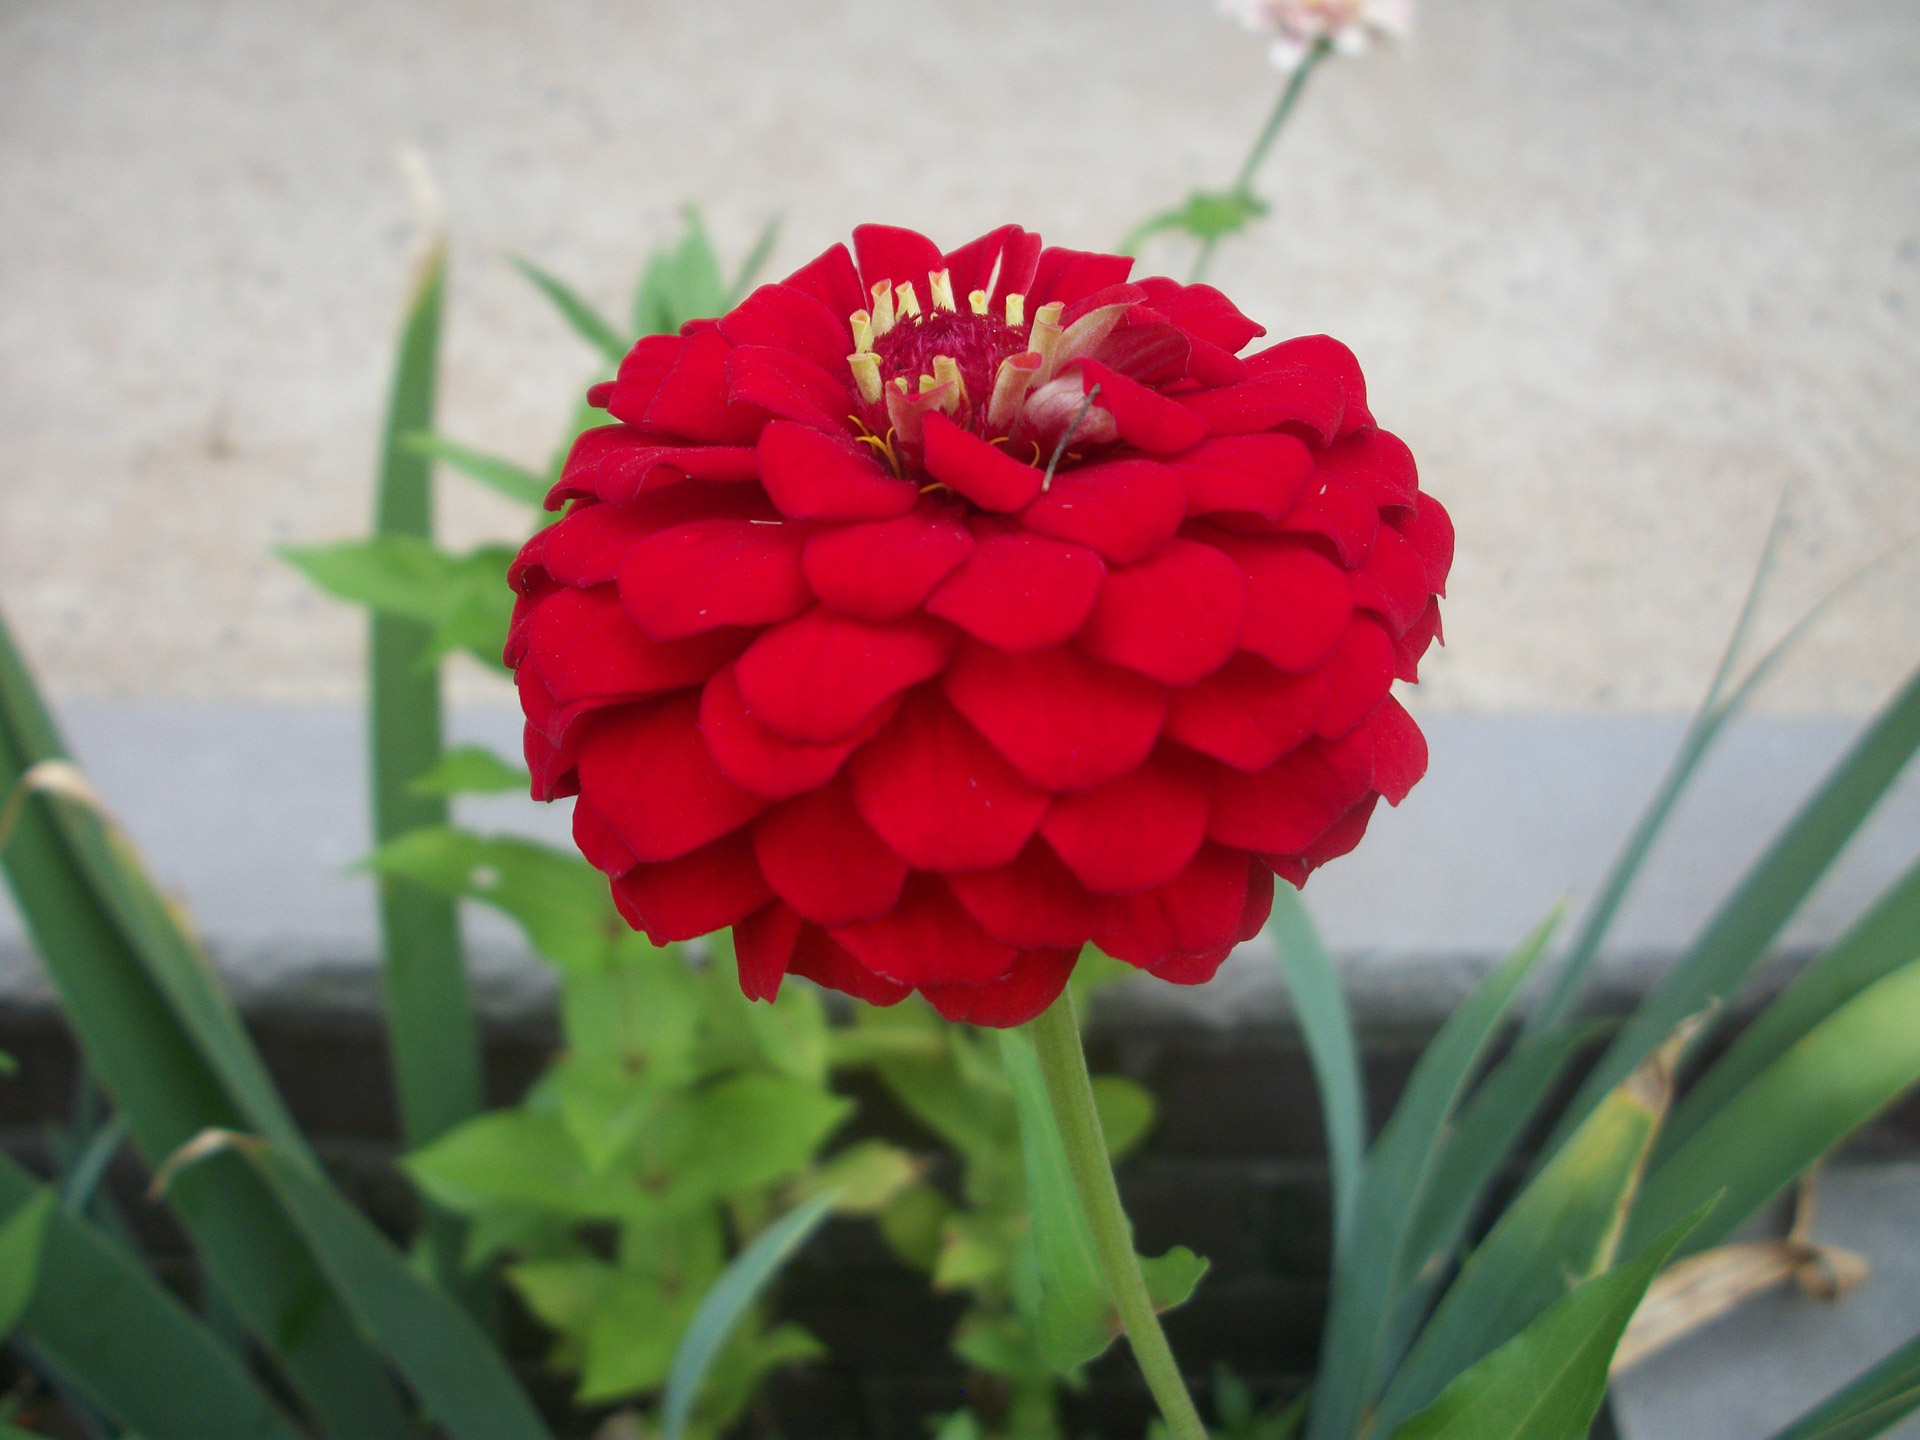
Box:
579, 1267, 707, 1402
1268, 884, 1366, 1251
403, 432, 548, 507
409, 744, 532, 796
1306, 911, 1560, 1440
1388, 1206, 1707, 1440
878, 1182, 952, 1273
1552, 658, 1920, 1151
1624, 953, 1920, 1260
236, 1137, 552, 1440
1661, 855, 1920, 1159
0, 1191, 53, 1335
1373, 1023, 1686, 1434
1121, 189, 1269, 253
1767, 1326, 1920, 1440
657, 1073, 852, 1206
659, 1190, 839, 1440
406, 1110, 645, 1221
1091, 1075, 1157, 1162
801, 1140, 920, 1214
515, 255, 629, 363
282, 536, 516, 669
508, 1256, 610, 1335
632, 208, 728, 337
1140, 1244, 1209, 1314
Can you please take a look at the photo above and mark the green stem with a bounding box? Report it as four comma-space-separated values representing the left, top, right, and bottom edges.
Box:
1190, 36, 1334, 284
1028, 992, 1206, 1440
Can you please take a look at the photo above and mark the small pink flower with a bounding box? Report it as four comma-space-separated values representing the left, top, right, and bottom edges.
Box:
1218, 0, 1414, 71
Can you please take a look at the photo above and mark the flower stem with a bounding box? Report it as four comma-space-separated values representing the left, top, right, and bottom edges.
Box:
1027, 991, 1206, 1440
1190, 36, 1334, 284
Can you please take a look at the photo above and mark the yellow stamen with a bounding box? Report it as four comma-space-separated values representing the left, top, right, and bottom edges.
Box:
931, 355, 965, 408
870, 281, 896, 336
1029, 301, 1066, 378
894, 280, 921, 320
892, 376, 910, 395
848, 351, 883, 404
850, 310, 875, 354
1006, 293, 1026, 328
918, 373, 939, 395
968, 288, 989, 317
929, 268, 956, 312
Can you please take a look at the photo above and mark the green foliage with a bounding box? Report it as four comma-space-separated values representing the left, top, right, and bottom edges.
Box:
409, 743, 531, 796
0, 1191, 52, 1337
282, 536, 516, 671
1768, 1329, 1920, 1440
1122, 189, 1269, 254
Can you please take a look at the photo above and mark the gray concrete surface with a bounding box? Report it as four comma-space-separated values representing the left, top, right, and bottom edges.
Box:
2, 0, 1918, 713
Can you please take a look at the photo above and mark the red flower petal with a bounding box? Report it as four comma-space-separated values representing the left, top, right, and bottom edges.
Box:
942, 225, 1041, 307
754, 775, 906, 926
550, 425, 763, 507
1320, 428, 1417, 511
1251, 335, 1372, 434
1027, 247, 1135, 309
1095, 843, 1252, 967
922, 947, 1078, 1026
1210, 533, 1354, 672
734, 608, 955, 743
1134, 278, 1268, 354
601, 334, 681, 428
1389, 492, 1454, 597
756, 420, 919, 521
718, 283, 852, 377
616, 517, 811, 641
1175, 434, 1316, 522
1145, 944, 1234, 985
699, 664, 894, 800
782, 243, 866, 321
726, 344, 855, 434
540, 488, 759, 588
946, 840, 1102, 949
1205, 728, 1375, 855
1316, 617, 1397, 739
1369, 695, 1428, 805
736, 901, 803, 1001
1353, 524, 1431, 635
922, 412, 1044, 512
1041, 753, 1210, 894
577, 693, 770, 862
1276, 794, 1380, 881
1079, 538, 1246, 686
522, 585, 750, 715
610, 829, 773, 943
943, 641, 1167, 791
925, 532, 1107, 652
572, 798, 639, 876
787, 924, 911, 1006
853, 224, 947, 293
831, 874, 1017, 987
1076, 360, 1209, 456
523, 721, 579, 801
1240, 864, 1276, 938
850, 688, 1051, 871
1178, 363, 1346, 445
1163, 654, 1330, 773
1277, 474, 1381, 568
801, 502, 976, 620
644, 327, 769, 445
1021, 457, 1186, 564
1391, 598, 1444, 683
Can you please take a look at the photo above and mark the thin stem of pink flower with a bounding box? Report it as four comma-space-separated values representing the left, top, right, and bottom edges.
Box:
1028, 991, 1207, 1440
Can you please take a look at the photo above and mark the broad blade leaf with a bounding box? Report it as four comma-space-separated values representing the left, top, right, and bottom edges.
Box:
0, 1190, 52, 1334
516, 255, 629, 363
1767, 1327, 1920, 1440
403, 432, 548, 507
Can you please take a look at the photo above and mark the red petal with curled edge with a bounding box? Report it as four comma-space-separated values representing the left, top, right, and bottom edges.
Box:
1135, 278, 1268, 354
1206, 727, 1375, 855
1175, 434, 1316, 522
1058, 281, 1148, 331
1021, 457, 1186, 565
644, 328, 769, 445
522, 585, 751, 711
699, 664, 895, 800
1093, 311, 1200, 388
947, 840, 1103, 950
602, 334, 681, 428
1210, 532, 1354, 673
925, 532, 1107, 652
1076, 360, 1209, 456
1095, 844, 1252, 966
1027, 247, 1135, 309
727, 344, 856, 434
735, 900, 803, 1002
783, 243, 866, 322
735, 608, 955, 743
850, 688, 1051, 871
1147, 943, 1235, 986
943, 225, 1027, 302
540, 486, 759, 587
1278, 473, 1380, 568
719, 283, 852, 376
1041, 753, 1210, 895
578, 693, 770, 863
1353, 524, 1431, 635
523, 722, 580, 802
1080, 538, 1246, 686
572, 798, 638, 876
922, 947, 1078, 1027
1272, 794, 1380, 884
1317, 617, 1398, 739
831, 873, 1017, 988
1320, 428, 1417, 511
922, 412, 1045, 512
555, 430, 763, 507
610, 829, 774, 944
1369, 695, 1428, 805
616, 517, 811, 641
788, 924, 912, 1007
508, 525, 552, 600
753, 775, 906, 926
1389, 492, 1454, 596
802, 502, 977, 620
1391, 598, 1443, 683
1250, 335, 1373, 434
1164, 653, 1330, 774
943, 641, 1167, 791
1178, 363, 1346, 445
853, 224, 947, 294
756, 420, 919, 522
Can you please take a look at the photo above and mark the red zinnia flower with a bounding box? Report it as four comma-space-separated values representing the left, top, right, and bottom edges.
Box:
507, 224, 1450, 1027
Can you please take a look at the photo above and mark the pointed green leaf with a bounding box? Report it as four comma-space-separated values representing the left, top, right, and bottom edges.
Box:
515, 255, 628, 363
0, 1191, 53, 1335
282, 537, 515, 669
409, 744, 531, 797
403, 432, 547, 507
1767, 1326, 1920, 1440
1091, 1075, 1157, 1162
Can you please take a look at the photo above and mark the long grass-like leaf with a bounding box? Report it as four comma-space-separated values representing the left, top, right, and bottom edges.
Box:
1306, 913, 1559, 1440
1767, 1327, 1920, 1440
1268, 885, 1366, 1251
515, 255, 629, 364
658, 1189, 838, 1440
403, 432, 548, 507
